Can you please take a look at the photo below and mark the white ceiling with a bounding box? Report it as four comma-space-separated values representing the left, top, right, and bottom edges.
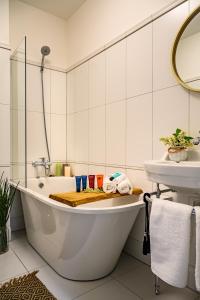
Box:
19, 0, 86, 20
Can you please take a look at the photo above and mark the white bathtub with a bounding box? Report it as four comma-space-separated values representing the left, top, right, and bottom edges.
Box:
17, 176, 143, 280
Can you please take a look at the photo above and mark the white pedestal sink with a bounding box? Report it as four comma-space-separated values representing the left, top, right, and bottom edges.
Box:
144, 150, 200, 193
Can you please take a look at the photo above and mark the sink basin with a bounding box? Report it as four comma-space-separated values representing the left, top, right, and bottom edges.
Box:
144, 160, 200, 192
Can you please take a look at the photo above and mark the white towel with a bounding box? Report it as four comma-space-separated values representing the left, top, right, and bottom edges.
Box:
117, 179, 132, 194
195, 206, 200, 291
150, 199, 193, 288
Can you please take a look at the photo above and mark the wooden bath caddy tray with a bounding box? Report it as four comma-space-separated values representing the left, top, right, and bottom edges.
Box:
49, 187, 143, 207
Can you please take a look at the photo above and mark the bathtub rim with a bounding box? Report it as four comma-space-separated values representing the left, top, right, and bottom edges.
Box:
11, 181, 144, 214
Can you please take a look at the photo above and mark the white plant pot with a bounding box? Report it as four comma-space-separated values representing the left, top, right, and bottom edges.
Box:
168, 148, 188, 162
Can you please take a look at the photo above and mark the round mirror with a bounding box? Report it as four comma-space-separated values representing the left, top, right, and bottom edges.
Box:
172, 6, 200, 92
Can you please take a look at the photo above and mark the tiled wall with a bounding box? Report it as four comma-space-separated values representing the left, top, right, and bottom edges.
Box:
11, 63, 67, 180
66, 0, 200, 289
0, 47, 10, 180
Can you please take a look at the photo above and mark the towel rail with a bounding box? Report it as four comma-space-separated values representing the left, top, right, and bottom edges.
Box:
144, 189, 197, 295
144, 194, 196, 215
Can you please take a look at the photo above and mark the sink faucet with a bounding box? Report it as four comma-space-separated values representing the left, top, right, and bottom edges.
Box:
32, 157, 52, 177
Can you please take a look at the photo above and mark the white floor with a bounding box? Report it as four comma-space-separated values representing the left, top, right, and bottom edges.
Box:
0, 230, 198, 300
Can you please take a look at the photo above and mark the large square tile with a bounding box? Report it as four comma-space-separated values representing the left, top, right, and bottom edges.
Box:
27, 111, 51, 162
106, 101, 126, 165
89, 106, 106, 164
10, 238, 47, 271
51, 114, 66, 161
26, 64, 50, 113
89, 52, 106, 108
75, 62, 89, 112
153, 86, 189, 160
11, 109, 25, 164
0, 104, 10, 165
189, 91, 200, 137
126, 94, 153, 167
51, 70, 66, 115
153, 2, 189, 91
106, 40, 126, 103
126, 169, 152, 192
111, 253, 142, 279
67, 70, 76, 114
37, 265, 111, 300
75, 279, 140, 300
127, 24, 152, 98
11, 60, 25, 110
190, 0, 200, 11
74, 111, 89, 162
0, 249, 27, 282
71, 163, 88, 176
0, 166, 10, 179
0, 48, 10, 105
67, 114, 75, 161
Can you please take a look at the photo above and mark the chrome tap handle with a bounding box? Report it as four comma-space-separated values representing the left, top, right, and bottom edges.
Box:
40, 157, 46, 162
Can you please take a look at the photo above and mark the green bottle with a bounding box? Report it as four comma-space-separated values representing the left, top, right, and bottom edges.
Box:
55, 163, 63, 176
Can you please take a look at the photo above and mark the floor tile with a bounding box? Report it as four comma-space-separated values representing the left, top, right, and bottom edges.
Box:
0, 249, 27, 282
10, 237, 47, 271
36, 265, 112, 300
111, 253, 142, 279
146, 285, 198, 300
117, 264, 197, 299
74, 279, 140, 300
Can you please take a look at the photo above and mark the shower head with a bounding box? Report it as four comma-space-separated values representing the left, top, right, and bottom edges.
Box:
41, 46, 50, 71
41, 46, 50, 56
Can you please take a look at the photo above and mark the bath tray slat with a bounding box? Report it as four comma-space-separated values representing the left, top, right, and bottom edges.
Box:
49, 187, 143, 207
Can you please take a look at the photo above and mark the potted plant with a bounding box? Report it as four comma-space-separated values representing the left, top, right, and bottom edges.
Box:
160, 128, 193, 162
0, 173, 18, 254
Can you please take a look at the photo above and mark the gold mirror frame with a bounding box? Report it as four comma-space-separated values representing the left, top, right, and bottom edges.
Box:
171, 5, 200, 92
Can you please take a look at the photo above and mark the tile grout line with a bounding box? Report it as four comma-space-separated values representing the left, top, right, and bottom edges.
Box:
112, 277, 143, 300
72, 277, 113, 300
9, 247, 29, 273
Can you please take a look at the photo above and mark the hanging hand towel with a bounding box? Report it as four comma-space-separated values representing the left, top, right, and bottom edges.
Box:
150, 199, 193, 288
195, 206, 200, 291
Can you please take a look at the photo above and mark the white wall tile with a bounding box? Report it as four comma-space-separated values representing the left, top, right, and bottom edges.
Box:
0, 0, 9, 45
51, 71, 66, 115
105, 167, 126, 177
126, 169, 153, 192
27, 64, 50, 113
89, 52, 106, 108
27, 112, 50, 162
71, 163, 88, 176
11, 60, 25, 110
11, 109, 25, 164
67, 114, 75, 161
0, 48, 10, 104
190, 92, 200, 137
0, 166, 10, 179
127, 24, 152, 98
126, 94, 152, 167
75, 62, 89, 112
153, 86, 189, 160
67, 70, 75, 114
89, 106, 106, 164
51, 114, 66, 161
74, 111, 89, 162
88, 165, 106, 176
190, 0, 200, 10
0, 104, 10, 165
153, 2, 189, 91
106, 101, 126, 165
106, 40, 126, 103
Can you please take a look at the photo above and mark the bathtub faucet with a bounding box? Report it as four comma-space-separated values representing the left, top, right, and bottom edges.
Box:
32, 157, 52, 177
